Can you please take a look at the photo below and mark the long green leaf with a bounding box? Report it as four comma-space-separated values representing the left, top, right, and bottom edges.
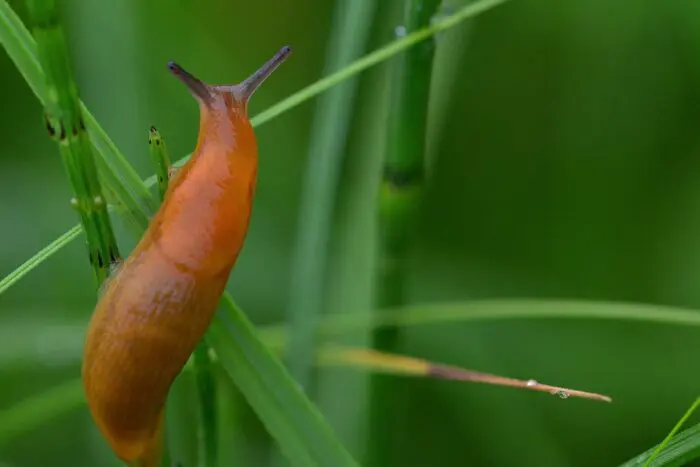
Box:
620, 422, 700, 467
0, 378, 84, 446
0, 0, 514, 296
284, 0, 376, 393
207, 296, 359, 467
2, 297, 700, 448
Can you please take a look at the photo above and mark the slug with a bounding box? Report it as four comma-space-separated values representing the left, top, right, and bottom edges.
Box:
81, 45, 292, 467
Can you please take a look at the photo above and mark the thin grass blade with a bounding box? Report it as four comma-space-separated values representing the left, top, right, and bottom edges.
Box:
0, 378, 83, 446
284, 0, 377, 393
0, 0, 515, 296
206, 296, 360, 467
619, 397, 700, 467
7, 297, 700, 449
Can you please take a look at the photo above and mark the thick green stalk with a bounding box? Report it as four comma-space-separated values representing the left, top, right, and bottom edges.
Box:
25, 0, 120, 285
148, 127, 217, 467
193, 343, 218, 467
366, 0, 440, 465
284, 0, 377, 392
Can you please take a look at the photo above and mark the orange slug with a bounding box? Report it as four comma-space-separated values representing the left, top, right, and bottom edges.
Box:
81, 45, 292, 467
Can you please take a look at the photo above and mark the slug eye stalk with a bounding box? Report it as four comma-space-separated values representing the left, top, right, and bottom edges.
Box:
167, 45, 292, 107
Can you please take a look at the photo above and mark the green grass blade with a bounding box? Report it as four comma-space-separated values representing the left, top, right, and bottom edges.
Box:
3, 297, 700, 450
192, 341, 217, 467
0, 0, 514, 297
284, 0, 376, 392
367, 0, 440, 464
26, 0, 121, 285
206, 296, 360, 467
0, 378, 83, 446
246, 0, 513, 131
0, 225, 80, 295
620, 423, 700, 466
618, 397, 700, 467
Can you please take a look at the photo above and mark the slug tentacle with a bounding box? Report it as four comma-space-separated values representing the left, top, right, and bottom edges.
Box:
166, 62, 213, 105
168, 45, 292, 112
230, 45, 292, 103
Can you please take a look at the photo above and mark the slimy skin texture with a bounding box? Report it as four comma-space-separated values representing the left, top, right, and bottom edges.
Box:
81, 47, 291, 467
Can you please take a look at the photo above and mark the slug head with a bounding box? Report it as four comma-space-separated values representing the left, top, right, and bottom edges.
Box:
167, 45, 291, 115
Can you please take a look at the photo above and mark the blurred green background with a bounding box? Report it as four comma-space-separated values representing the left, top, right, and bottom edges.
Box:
2, 0, 700, 465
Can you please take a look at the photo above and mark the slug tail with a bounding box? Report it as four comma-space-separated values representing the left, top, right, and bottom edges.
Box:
127, 410, 165, 467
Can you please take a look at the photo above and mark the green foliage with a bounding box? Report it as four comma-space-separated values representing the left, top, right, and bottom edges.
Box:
2, 0, 700, 466
620, 398, 700, 466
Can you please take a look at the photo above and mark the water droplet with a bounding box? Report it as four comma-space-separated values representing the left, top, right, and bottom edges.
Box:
70, 197, 79, 209
94, 195, 104, 207
394, 25, 407, 38
555, 390, 570, 399
526, 379, 537, 387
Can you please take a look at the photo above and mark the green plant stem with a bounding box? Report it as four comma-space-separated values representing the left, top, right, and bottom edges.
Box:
366, 0, 440, 465
148, 126, 172, 202
148, 127, 216, 467
207, 296, 360, 467
25, 0, 120, 285
620, 423, 700, 467
284, 0, 376, 393
636, 396, 700, 467
193, 342, 218, 467
0, 0, 155, 230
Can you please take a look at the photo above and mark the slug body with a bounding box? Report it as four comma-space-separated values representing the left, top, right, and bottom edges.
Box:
81, 47, 291, 467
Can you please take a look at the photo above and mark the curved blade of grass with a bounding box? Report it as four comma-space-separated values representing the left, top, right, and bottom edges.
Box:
0, 339, 610, 451
0, 378, 84, 446
4, 296, 699, 448
206, 296, 359, 467
0, 226, 79, 296
619, 397, 700, 467
284, 0, 376, 394
0, 0, 514, 297
259, 298, 700, 349
5, 299, 700, 370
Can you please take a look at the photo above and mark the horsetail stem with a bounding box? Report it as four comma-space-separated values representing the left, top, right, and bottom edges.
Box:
367, 0, 440, 465
26, 0, 120, 285
148, 127, 217, 467
148, 126, 172, 202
